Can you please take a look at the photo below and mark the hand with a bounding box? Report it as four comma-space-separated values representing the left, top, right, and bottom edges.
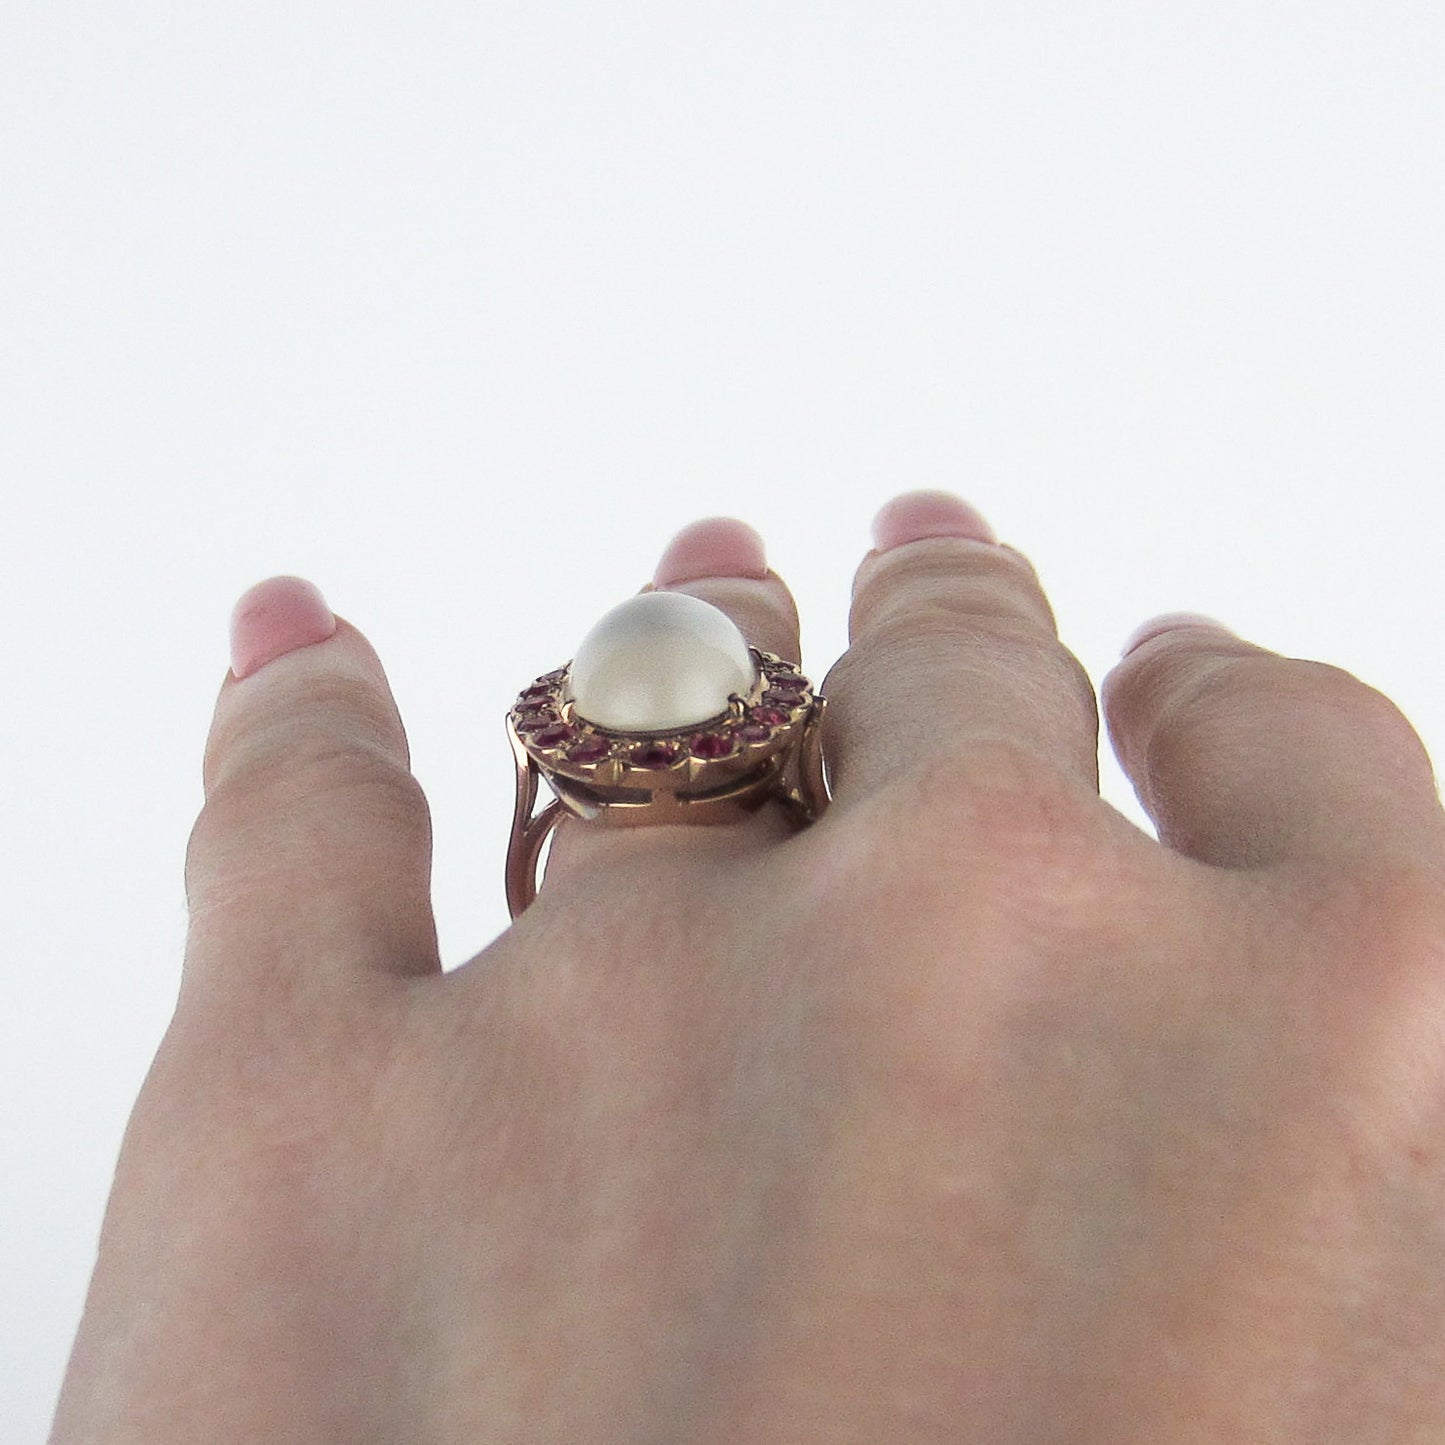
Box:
52, 492, 1445, 1443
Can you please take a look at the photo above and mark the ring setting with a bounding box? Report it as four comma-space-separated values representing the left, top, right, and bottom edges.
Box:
505, 591, 829, 917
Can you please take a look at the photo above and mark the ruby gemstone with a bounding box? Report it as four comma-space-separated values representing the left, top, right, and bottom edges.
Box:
631, 742, 679, 769
516, 711, 557, 733
531, 723, 575, 748
566, 736, 612, 764
749, 706, 790, 727
736, 722, 774, 743
690, 732, 736, 759
762, 688, 804, 707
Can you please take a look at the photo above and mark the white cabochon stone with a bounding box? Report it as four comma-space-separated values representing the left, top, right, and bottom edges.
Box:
565, 591, 759, 731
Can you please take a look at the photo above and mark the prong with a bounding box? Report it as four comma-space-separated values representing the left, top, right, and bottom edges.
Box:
797, 696, 831, 820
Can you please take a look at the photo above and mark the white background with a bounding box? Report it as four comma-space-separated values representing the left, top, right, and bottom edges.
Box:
3, 2, 1442, 1436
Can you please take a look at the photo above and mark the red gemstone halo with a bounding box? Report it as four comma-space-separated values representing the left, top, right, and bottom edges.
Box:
507, 647, 815, 787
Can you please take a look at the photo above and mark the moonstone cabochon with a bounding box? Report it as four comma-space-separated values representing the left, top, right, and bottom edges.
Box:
564, 591, 760, 732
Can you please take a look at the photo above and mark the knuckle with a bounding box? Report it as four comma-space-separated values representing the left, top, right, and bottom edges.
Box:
1106, 645, 1260, 744
937, 745, 1110, 903
1294, 863, 1445, 1155
851, 540, 1056, 646
1309, 861, 1445, 1006
203, 735, 427, 831
1296, 659, 1437, 762
204, 671, 409, 798
808, 743, 1151, 1114
838, 611, 1098, 732
187, 740, 431, 907
849, 737, 1123, 931
1112, 647, 1430, 769
125, 994, 406, 1208
849, 602, 1047, 671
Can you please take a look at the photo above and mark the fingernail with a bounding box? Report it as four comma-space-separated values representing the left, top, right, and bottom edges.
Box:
1120, 612, 1235, 658
653, 517, 769, 587
229, 576, 338, 681
870, 490, 997, 551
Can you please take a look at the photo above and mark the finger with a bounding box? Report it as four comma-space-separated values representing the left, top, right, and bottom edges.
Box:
820, 490, 1101, 811
1101, 616, 1445, 875
641, 516, 804, 666
538, 518, 807, 896
184, 577, 440, 995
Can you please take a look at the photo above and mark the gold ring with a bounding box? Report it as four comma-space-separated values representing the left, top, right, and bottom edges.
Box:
505, 591, 829, 917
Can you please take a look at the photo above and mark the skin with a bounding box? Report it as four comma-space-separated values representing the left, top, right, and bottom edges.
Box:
51, 503, 1445, 1443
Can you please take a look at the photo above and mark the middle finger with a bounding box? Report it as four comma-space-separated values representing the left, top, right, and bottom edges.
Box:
821, 490, 1101, 811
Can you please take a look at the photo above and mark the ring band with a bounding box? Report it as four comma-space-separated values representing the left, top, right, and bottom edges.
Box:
505, 635, 829, 919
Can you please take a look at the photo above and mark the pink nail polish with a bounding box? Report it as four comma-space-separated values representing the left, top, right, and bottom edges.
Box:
870, 490, 997, 551
229, 576, 337, 680
1120, 612, 1234, 658
653, 518, 769, 586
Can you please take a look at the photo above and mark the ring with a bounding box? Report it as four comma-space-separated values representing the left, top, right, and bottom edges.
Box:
505, 590, 830, 918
